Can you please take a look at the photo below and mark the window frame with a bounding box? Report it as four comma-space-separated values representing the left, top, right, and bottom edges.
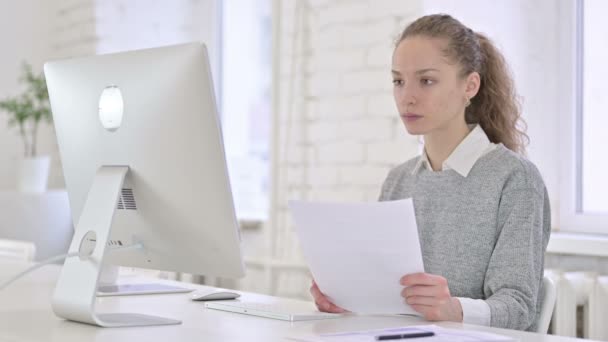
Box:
558, 0, 608, 234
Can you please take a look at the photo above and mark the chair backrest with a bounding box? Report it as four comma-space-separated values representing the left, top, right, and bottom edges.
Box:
0, 238, 36, 262
537, 274, 557, 334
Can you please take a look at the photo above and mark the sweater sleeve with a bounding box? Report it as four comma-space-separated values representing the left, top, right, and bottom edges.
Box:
483, 186, 550, 330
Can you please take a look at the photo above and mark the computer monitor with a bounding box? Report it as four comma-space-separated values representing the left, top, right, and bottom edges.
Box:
44, 43, 245, 327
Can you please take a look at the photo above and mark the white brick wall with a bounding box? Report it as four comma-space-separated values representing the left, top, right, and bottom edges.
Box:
267, 0, 423, 299
51, 0, 97, 59
317, 141, 366, 163
315, 96, 367, 118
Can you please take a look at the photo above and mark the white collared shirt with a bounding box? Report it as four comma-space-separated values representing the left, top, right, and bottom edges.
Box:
413, 124, 496, 326
412, 124, 497, 177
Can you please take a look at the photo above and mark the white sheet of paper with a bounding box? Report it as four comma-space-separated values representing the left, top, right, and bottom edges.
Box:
289, 199, 424, 315
287, 325, 516, 342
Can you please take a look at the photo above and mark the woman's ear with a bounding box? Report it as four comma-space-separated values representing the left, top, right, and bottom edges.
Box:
465, 71, 481, 100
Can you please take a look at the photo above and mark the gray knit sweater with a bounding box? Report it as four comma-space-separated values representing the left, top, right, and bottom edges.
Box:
379, 144, 551, 331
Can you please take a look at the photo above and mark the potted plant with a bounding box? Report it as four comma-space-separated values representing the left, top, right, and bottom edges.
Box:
0, 62, 52, 192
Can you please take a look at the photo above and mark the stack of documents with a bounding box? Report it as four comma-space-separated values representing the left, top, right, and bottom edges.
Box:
289, 199, 424, 315
287, 325, 516, 342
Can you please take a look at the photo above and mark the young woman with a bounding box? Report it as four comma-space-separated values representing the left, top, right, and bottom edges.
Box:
310, 14, 551, 332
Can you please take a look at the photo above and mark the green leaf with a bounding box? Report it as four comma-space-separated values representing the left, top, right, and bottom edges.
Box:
0, 61, 53, 157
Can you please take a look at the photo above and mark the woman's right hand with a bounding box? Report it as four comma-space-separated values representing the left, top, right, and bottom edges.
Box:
310, 280, 347, 313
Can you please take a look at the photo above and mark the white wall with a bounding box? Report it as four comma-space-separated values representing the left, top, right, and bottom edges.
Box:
0, 0, 62, 190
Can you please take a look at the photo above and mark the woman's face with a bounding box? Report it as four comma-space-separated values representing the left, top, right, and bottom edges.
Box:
391, 36, 479, 136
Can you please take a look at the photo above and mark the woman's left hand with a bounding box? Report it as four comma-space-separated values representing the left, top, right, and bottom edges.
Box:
400, 273, 463, 322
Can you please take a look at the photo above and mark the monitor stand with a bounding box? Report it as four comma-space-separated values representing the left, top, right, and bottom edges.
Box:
96, 264, 192, 297
51, 166, 181, 327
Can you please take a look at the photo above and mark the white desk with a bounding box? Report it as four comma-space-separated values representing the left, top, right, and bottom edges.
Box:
0, 261, 594, 342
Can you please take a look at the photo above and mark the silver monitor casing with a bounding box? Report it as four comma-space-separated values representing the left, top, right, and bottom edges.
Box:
44, 43, 245, 327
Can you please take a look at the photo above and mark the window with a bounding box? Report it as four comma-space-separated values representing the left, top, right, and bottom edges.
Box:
560, 0, 608, 233
221, 0, 271, 221
580, 0, 608, 213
